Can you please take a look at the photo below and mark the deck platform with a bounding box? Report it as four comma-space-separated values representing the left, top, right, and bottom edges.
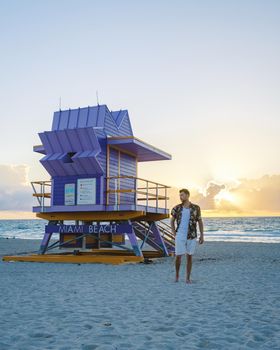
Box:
34, 209, 169, 221
2, 249, 169, 265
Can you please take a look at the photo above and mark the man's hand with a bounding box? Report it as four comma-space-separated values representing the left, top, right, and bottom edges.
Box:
198, 218, 204, 244
199, 235, 204, 244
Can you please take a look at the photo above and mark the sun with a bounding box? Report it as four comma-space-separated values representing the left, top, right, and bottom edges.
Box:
214, 190, 236, 204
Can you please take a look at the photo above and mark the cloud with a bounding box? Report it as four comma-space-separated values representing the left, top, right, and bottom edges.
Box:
169, 174, 280, 214
232, 175, 280, 211
0, 164, 33, 211
195, 181, 226, 209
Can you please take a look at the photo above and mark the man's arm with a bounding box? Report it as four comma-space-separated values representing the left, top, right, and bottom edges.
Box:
198, 218, 204, 244
197, 206, 204, 244
170, 216, 176, 236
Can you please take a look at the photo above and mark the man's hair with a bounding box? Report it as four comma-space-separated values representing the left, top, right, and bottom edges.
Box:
179, 188, 190, 196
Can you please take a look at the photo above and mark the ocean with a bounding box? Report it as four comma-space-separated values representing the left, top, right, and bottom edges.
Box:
0, 217, 279, 243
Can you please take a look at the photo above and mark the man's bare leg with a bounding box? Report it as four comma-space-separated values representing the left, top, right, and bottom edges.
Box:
175, 255, 182, 282
186, 254, 193, 283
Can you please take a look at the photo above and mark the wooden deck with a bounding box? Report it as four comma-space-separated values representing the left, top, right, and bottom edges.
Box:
34, 209, 169, 221
2, 249, 168, 265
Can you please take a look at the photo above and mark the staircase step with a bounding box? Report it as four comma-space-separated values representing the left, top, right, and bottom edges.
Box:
132, 220, 176, 254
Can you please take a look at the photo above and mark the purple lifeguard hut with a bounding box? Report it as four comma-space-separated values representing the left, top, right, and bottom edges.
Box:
5, 104, 176, 264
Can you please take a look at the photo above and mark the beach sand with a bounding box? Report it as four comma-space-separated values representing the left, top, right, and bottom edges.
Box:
0, 239, 279, 350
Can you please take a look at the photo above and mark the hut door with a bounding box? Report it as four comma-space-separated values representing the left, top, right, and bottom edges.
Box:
107, 146, 137, 205
119, 151, 137, 204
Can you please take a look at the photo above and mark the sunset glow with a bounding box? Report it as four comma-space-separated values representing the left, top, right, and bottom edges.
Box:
0, 1, 279, 219
215, 190, 237, 205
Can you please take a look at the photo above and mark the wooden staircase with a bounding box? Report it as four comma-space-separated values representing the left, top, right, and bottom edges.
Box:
132, 220, 175, 256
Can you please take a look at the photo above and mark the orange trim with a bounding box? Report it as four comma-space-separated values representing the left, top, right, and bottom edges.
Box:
106, 189, 168, 200
105, 175, 170, 188
2, 254, 144, 265
35, 210, 146, 221
32, 193, 51, 198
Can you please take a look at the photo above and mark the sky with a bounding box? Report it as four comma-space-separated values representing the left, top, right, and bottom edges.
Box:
0, 0, 279, 218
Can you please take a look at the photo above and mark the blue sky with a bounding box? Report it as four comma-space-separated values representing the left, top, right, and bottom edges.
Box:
0, 0, 280, 216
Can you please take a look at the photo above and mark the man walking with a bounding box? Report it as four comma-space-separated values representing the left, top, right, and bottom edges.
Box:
170, 189, 204, 283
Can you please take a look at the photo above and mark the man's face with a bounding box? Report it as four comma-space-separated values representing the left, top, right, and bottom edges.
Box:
179, 191, 189, 202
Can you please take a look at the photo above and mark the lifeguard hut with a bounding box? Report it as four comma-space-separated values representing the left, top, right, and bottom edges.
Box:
3, 104, 175, 264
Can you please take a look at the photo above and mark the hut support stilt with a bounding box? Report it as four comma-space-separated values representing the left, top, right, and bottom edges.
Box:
39, 232, 53, 254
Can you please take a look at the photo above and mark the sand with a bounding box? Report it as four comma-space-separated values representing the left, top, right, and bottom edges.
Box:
0, 238, 279, 350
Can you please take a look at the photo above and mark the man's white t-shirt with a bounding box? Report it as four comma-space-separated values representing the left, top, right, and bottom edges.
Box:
177, 207, 190, 236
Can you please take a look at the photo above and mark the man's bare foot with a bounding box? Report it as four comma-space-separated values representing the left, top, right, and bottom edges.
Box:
175, 277, 179, 282
186, 279, 192, 284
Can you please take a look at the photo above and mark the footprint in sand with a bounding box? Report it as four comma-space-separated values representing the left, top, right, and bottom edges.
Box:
29, 332, 53, 339
84, 324, 93, 330
175, 330, 187, 337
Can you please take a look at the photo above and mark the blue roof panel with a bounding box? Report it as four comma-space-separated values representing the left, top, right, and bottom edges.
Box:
51, 105, 133, 137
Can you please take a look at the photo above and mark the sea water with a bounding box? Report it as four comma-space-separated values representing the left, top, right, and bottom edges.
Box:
0, 217, 279, 243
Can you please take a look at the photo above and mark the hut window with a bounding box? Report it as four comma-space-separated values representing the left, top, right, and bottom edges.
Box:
63, 152, 76, 163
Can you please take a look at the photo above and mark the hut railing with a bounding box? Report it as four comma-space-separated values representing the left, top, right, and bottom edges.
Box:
31, 180, 52, 210
31, 176, 170, 212
105, 176, 170, 211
